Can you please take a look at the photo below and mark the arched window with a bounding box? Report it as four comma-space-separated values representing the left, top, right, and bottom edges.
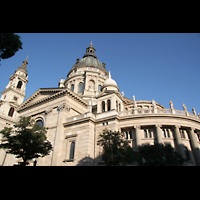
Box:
107, 99, 111, 111
144, 130, 148, 138
69, 141, 75, 160
119, 103, 121, 112
17, 81, 22, 89
184, 146, 190, 161
78, 82, 84, 93
70, 84, 74, 92
102, 101, 105, 113
129, 131, 132, 139
116, 101, 118, 111
36, 120, 44, 128
8, 107, 15, 117
125, 132, 128, 139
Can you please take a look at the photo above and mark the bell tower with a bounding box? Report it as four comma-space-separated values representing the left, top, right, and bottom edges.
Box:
0, 56, 29, 118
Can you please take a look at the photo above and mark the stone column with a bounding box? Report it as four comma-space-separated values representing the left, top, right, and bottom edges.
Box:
105, 101, 107, 112
155, 124, 163, 144
111, 96, 116, 111
188, 127, 200, 166
173, 125, 186, 160
97, 100, 101, 114
134, 125, 141, 148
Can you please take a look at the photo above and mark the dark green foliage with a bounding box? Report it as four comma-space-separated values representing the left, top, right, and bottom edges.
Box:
0, 33, 22, 60
133, 143, 187, 166
97, 129, 134, 166
0, 116, 53, 166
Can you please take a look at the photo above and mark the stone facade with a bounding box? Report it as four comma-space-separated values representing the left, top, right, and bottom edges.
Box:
0, 44, 200, 166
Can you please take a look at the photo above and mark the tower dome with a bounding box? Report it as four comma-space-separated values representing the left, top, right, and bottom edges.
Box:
71, 41, 108, 74
102, 71, 119, 92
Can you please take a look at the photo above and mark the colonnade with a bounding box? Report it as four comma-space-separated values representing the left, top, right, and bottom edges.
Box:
128, 125, 200, 166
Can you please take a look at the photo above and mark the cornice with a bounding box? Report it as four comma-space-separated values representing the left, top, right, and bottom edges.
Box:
0, 113, 18, 124
1, 87, 26, 97
118, 113, 200, 124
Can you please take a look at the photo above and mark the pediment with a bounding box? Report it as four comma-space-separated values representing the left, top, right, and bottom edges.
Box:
17, 87, 88, 113
17, 88, 66, 111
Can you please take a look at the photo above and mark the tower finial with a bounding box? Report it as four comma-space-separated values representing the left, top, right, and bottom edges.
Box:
109, 70, 111, 78
90, 40, 92, 46
25, 55, 29, 62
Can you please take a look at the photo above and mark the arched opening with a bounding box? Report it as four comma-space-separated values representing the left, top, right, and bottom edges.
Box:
98, 85, 101, 93
17, 81, 22, 89
107, 99, 111, 111
8, 107, 15, 117
78, 82, 84, 93
102, 101, 105, 113
69, 141, 75, 160
116, 101, 118, 111
119, 103, 121, 112
70, 84, 74, 92
36, 120, 44, 128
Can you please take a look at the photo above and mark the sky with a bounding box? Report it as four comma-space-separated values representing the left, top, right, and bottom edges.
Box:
0, 33, 200, 114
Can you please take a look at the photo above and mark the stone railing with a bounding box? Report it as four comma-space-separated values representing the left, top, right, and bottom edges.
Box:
66, 112, 95, 123
66, 108, 199, 124
118, 108, 199, 119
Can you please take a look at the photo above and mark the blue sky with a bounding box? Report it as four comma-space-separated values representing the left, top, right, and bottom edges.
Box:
0, 33, 200, 114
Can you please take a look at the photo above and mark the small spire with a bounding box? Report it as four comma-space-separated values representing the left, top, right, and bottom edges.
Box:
109, 70, 111, 78
25, 55, 29, 62
21, 55, 29, 69
90, 40, 92, 46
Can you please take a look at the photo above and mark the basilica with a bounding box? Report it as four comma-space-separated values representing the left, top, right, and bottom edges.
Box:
0, 42, 200, 166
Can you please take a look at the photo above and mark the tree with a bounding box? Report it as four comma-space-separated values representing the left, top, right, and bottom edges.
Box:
97, 129, 134, 166
133, 143, 187, 166
0, 116, 53, 166
0, 33, 22, 62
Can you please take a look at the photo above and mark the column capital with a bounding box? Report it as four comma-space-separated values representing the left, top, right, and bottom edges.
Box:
134, 125, 141, 129
174, 125, 181, 129
188, 127, 195, 131
155, 124, 162, 128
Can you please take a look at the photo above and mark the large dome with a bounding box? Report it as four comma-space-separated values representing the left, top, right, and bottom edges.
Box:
72, 56, 107, 72
71, 41, 108, 73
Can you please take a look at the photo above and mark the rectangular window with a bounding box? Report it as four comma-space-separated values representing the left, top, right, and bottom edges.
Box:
64, 134, 77, 163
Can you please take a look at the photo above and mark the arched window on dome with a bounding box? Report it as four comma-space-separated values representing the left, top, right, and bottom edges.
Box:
78, 82, 84, 94
70, 84, 74, 92
102, 101, 105, 113
17, 81, 22, 89
8, 107, 15, 117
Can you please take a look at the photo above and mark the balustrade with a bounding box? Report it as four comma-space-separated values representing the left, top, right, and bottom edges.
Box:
118, 108, 199, 119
